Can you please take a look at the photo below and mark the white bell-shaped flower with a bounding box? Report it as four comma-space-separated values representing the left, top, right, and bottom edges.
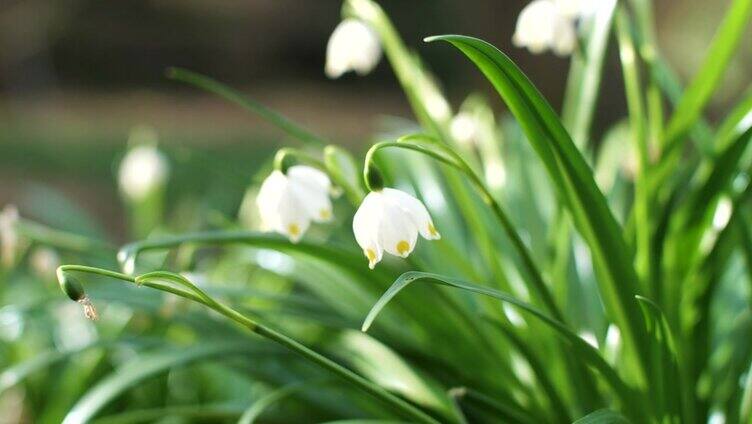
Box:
118, 144, 169, 201
513, 0, 577, 56
256, 165, 333, 243
353, 188, 440, 269
325, 19, 382, 79
450, 112, 479, 146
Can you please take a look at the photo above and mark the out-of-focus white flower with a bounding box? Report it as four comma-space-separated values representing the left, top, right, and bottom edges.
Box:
30, 247, 60, 280
256, 165, 333, 243
450, 112, 479, 146
712, 197, 733, 231
353, 188, 440, 269
553, 0, 598, 19
0, 205, 21, 269
325, 19, 382, 78
118, 144, 169, 202
416, 75, 451, 122
513, 0, 577, 56
485, 159, 507, 190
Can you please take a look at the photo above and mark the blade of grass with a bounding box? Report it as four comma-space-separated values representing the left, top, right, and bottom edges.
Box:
661, 0, 752, 154
62, 343, 259, 424
424, 35, 650, 384
572, 409, 631, 424
166, 67, 327, 147
362, 271, 646, 423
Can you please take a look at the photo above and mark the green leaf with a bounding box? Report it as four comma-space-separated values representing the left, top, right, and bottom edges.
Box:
61, 343, 258, 424
662, 0, 752, 151
572, 409, 631, 424
237, 381, 318, 424
424, 34, 649, 381
324, 144, 366, 204
635, 296, 684, 423
92, 404, 244, 424
328, 330, 460, 421
167, 68, 328, 147
561, 0, 618, 148
362, 271, 645, 422
117, 230, 387, 281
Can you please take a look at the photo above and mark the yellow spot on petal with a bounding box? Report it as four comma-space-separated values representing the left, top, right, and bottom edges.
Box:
428, 223, 439, 237
366, 249, 377, 269
320, 209, 331, 220
288, 224, 300, 238
396, 240, 410, 256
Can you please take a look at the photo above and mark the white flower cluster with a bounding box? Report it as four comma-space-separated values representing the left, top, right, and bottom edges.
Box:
513, 0, 596, 56
256, 165, 439, 269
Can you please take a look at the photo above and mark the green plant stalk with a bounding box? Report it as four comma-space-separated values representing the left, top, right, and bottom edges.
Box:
615, 8, 655, 297
55, 265, 441, 424
343, 0, 515, 294
166, 68, 327, 147
661, 0, 752, 152
628, 0, 664, 150
366, 139, 564, 322
272, 147, 362, 205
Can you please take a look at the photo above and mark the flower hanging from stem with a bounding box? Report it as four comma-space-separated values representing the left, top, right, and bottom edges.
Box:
354, 164, 439, 269
257, 151, 334, 243
325, 18, 382, 78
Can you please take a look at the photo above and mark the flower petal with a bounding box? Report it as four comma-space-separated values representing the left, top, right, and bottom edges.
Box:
378, 195, 419, 258
287, 165, 331, 193
383, 188, 440, 240
353, 192, 383, 269
325, 19, 382, 79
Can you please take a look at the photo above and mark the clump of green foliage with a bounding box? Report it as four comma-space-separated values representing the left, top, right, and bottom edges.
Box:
2, 0, 752, 423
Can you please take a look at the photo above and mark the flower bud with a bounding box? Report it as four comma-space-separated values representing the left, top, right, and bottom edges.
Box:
57, 270, 85, 302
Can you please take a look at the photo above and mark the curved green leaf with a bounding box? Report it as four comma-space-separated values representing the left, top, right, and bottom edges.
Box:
362, 271, 644, 422
424, 34, 649, 381
328, 330, 460, 421
572, 409, 631, 424
117, 230, 390, 281
662, 0, 752, 151
238, 381, 319, 424
62, 343, 258, 424
167, 68, 327, 146
635, 296, 683, 423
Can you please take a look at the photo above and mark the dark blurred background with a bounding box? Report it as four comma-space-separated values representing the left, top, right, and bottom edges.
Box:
1, 0, 750, 237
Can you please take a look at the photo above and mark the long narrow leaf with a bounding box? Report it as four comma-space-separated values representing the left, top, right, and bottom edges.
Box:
362, 271, 645, 422
424, 35, 650, 381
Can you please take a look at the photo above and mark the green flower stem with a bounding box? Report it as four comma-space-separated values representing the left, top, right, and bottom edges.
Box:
616, 8, 655, 296
365, 138, 565, 323
273, 148, 327, 172
347, 0, 516, 301
273, 147, 364, 207
55, 265, 440, 424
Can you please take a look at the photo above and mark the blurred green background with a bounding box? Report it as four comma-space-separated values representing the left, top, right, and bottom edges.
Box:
0, 0, 750, 240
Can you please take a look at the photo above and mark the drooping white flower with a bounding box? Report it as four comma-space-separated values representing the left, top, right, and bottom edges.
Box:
118, 144, 169, 202
256, 165, 333, 243
553, 0, 598, 19
352, 188, 440, 269
0, 205, 21, 269
513, 0, 577, 56
325, 19, 382, 79
450, 112, 479, 146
